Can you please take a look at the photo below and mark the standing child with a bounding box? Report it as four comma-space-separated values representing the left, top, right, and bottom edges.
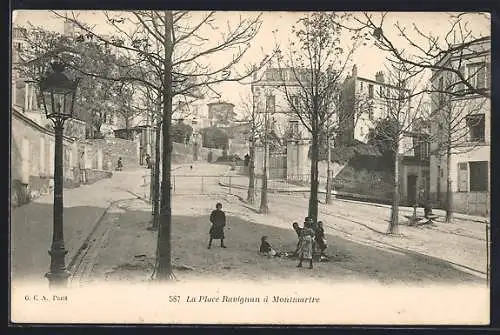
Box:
292, 222, 303, 256
208, 202, 227, 249
315, 221, 328, 257
297, 217, 315, 269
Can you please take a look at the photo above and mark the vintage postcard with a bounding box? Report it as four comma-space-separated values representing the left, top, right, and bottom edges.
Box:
10, 10, 490, 325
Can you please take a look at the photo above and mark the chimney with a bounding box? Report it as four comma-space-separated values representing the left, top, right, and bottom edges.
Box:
375, 71, 385, 83
63, 19, 75, 36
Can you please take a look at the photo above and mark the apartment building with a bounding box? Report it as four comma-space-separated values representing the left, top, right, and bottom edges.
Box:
429, 36, 490, 216
251, 67, 310, 141
337, 65, 414, 145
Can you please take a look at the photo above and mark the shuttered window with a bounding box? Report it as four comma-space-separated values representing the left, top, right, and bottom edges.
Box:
469, 161, 488, 192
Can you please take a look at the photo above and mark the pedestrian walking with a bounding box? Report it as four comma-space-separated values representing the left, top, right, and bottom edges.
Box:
145, 154, 152, 169
208, 202, 227, 249
116, 157, 123, 171
297, 217, 315, 269
79, 151, 87, 184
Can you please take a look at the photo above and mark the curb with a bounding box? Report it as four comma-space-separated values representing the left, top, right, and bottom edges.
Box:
67, 198, 128, 272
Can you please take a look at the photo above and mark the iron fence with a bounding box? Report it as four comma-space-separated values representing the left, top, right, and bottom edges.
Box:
140, 171, 232, 197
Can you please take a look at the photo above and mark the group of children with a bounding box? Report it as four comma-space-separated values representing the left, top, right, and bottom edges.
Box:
259, 217, 328, 269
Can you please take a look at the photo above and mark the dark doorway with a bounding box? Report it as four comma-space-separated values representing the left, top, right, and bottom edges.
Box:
407, 175, 418, 206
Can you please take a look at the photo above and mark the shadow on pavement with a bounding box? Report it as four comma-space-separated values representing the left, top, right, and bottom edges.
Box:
10, 202, 109, 283
170, 215, 484, 284
13, 199, 483, 286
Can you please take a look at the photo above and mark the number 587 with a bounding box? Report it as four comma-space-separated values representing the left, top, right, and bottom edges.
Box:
169, 295, 180, 303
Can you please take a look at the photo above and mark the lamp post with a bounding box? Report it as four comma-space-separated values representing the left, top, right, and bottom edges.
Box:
38, 62, 80, 288
192, 117, 198, 161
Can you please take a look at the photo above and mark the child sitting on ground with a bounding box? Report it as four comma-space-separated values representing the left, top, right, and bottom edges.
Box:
259, 236, 284, 258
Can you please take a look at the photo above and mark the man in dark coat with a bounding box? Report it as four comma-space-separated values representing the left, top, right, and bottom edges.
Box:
208, 202, 227, 249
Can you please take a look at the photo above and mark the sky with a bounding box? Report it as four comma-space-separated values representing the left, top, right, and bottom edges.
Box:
13, 10, 490, 117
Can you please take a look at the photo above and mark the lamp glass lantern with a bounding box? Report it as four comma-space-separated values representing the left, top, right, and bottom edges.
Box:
39, 62, 79, 121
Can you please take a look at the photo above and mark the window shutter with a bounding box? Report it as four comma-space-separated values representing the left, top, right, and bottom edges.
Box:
486, 62, 490, 89
477, 64, 486, 89
457, 162, 468, 192
458, 65, 465, 93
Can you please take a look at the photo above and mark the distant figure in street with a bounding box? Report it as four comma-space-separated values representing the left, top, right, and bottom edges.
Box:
79, 151, 87, 184
208, 202, 227, 249
244, 153, 250, 167
116, 157, 123, 171
297, 217, 315, 269
315, 221, 328, 257
419, 188, 433, 218
145, 154, 152, 169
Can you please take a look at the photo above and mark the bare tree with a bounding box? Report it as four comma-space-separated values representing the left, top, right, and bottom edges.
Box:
55, 10, 270, 280
430, 87, 488, 223
340, 12, 490, 223
274, 12, 359, 223
321, 88, 373, 204
238, 88, 264, 204
341, 12, 490, 98
367, 62, 426, 234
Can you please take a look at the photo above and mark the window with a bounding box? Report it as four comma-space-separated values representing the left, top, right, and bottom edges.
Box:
457, 162, 468, 192
290, 95, 300, 107
456, 65, 466, 93
415, 138, 430, 160
265, 69, 279, 81
368, 84, 374, 98
368, 105, 374, 120
467, 62, 486, 90
265, 95, 276, 114
438, 77, 445, 106
469, 161, 488, 192
360, 82, 364, 91
289, 120, 299, 136
466, 114, 485, 142
378, 86, 384, 98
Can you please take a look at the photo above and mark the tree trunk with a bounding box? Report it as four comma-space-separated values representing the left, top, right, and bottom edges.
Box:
445, 144, 453, 223
152, 117, 161, 230
325, 134, 332, 205
247, 141, 256, 204
308, 131, 319, 223
156, 10, 174, 281
387, 151, 400, 234
259, 110, 269, 213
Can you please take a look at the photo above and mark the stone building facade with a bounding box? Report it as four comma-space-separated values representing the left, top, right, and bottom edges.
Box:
429, 36, 490, 216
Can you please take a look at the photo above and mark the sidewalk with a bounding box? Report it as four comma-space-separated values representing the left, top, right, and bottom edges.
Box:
219, 174, 488, 224
10, 166, 166, 284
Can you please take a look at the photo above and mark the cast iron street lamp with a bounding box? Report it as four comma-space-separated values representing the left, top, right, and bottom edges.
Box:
39, 62, 80, 288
